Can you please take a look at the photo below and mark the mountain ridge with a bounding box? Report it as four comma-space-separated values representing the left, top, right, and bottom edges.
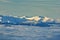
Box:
0, 15, 60, 27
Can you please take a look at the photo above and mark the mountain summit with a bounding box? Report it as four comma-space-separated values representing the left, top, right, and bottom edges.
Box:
0, 15, 60, 27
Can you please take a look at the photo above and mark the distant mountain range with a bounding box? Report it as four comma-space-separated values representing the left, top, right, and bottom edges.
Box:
0, 15, 60, 27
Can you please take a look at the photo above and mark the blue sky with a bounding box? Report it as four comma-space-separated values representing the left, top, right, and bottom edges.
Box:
0, 0, 60, 18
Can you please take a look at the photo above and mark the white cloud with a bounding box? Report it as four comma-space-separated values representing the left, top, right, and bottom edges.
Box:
55, 19, 60, 23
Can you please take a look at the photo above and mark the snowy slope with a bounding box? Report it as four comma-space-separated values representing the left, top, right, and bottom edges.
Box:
0, 15, 60, 27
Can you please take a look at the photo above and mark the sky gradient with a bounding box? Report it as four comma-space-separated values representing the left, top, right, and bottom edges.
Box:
0, 0, 60, 18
